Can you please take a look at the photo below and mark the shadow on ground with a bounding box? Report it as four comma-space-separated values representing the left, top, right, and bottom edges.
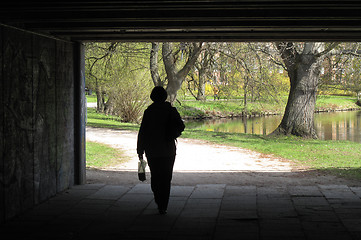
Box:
86, 168, 361, 187
2, 182, 361, 240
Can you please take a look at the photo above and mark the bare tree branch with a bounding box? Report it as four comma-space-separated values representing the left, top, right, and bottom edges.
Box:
315, 42, 340, 57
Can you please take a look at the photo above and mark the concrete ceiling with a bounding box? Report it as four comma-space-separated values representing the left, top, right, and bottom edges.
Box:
2, 0, 361, 42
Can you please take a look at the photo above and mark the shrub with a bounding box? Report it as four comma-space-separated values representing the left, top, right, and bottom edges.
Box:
111, 71, 152, 123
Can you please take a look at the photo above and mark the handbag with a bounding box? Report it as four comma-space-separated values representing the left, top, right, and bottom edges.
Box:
138, 158, 147, 182
166, 106, 185, 140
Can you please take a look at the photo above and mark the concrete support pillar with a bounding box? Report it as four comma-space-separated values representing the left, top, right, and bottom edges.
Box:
73, 42, 86, 185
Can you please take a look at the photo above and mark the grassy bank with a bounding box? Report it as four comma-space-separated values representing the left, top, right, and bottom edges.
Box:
316, 95, 359, 112
87, 108, 139, 131
175, 95, 359, 119
175, 98, 286, 119
86, 104, 361, 180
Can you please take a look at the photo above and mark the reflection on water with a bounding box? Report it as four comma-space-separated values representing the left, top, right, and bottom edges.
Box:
186, 111, 361, 143
315, 111, 361, 142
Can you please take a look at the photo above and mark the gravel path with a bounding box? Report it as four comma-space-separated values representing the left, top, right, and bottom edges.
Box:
86, 127, 360, 187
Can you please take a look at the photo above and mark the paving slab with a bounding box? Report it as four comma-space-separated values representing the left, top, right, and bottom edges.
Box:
350, 187, 361, 198
170, 185, 195, 197
2, 183, 361, 240
86, 185, 129, 200
289, 185, 324, 197
190, 184, 226, 199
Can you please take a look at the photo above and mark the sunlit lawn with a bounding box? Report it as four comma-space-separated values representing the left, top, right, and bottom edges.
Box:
316, 95, 358, 111
86, 94, 97, 103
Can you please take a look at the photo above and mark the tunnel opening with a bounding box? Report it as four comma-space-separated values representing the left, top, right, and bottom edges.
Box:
1, 3, 361, 236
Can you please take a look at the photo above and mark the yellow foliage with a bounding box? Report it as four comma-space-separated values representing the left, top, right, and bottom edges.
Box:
205, 83, 214, 96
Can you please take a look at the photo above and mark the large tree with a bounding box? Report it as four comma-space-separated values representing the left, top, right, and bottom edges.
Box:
272, 42, 338, 138
150, 42, 203, 103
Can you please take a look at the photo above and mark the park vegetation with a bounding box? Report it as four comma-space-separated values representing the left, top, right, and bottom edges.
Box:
85, 42, 361, 138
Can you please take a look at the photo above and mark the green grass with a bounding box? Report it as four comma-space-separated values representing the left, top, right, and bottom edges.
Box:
175, 95, 358, 119
87, 108, 139, 131
86, 141, 127, 168
86, 94, 97, 103
316, 95, 358, 111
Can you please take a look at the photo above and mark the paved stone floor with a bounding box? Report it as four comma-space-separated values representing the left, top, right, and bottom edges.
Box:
2, 184, 361, 240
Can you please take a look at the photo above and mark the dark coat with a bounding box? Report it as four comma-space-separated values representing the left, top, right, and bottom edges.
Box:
137, 102, 184, 158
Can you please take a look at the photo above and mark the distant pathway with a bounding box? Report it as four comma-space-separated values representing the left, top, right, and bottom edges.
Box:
86, 127, 292, 172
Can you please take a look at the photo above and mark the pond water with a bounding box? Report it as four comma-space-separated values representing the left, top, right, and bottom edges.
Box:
186, 111, 361, 143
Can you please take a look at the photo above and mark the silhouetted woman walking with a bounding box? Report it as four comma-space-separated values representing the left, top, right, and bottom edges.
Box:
137, 86, 184, 214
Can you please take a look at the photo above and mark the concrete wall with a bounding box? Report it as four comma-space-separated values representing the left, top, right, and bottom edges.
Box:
0, 25, 80, 222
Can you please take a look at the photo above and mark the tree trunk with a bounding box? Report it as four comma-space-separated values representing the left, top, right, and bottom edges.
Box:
149, 42, 202, 103
162, 42, 202, 104
166, 81, 180, 104
274, 57, 319, 138
150, 42, 163, 86
197, 68, 206, 100
243, 76, 248, 109
95, 84, 105, 112
104, 95, 115, 115
243, 90, 247, 109
271, 42, 334, 138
